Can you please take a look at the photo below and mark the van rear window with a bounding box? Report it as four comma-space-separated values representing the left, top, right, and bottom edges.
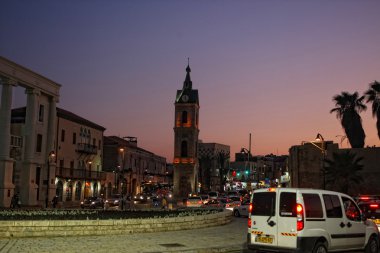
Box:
252, 192, 276, 216
303, 193, 323, 218
280, 192, 296, 217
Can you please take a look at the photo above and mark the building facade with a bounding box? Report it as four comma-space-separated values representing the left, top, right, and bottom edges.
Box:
173, 64, 200, 199
1, 56, 60, 207
11, 107, 107, 207
198, 142, 230, 192
103, 136, 167, 197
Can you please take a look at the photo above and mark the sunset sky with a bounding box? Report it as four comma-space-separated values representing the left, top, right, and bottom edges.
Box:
1, 0, 380, 162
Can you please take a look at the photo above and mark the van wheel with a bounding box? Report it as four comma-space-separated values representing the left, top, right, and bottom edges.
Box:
312, 242, 327, 253
233, 210, 240, 217
365, 236, 379, 253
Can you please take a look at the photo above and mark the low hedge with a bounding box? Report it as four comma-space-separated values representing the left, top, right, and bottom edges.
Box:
0, 208, 224, 220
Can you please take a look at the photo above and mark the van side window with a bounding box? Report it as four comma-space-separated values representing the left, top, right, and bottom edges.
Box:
280, 192, 296, 217
342, 197, 361, 221
252, 192, 276, 216
323, 194, 343, 218
302, 193, 323, 218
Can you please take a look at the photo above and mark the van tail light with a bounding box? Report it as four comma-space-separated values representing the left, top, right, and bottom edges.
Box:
370, 204, 379, 209
296, 203, 304, 231
249, 203, 253, 213
248, 217, 251, 227
186, 201, 190, 206
198, 200, 202, 204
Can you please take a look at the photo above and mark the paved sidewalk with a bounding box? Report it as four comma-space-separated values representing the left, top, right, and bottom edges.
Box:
0, 218, 248, 253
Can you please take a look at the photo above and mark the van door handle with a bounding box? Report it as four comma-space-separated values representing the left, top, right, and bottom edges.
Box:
268, 220, 276, 227
340, 222, 345, 228
347, 222, 352, 228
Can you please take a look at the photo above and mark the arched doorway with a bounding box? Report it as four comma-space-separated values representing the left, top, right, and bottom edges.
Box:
56, 181, 63, 201
66, 182, 73, 201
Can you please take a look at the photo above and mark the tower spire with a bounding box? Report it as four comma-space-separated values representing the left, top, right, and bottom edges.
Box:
183, 58, 192, 90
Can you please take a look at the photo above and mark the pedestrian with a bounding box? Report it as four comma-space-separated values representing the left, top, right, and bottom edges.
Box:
10, 192, 21, 208
51, 195, 58, 208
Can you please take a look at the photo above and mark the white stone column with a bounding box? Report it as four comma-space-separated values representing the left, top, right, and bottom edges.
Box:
24, 88, 40, 162
21, 88, 40, 206
46, 96, 57, 205
0, 77, 17, 207
0, 77, 17, 159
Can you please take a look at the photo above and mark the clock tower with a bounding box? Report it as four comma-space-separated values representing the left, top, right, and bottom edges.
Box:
173, 63, 199, 199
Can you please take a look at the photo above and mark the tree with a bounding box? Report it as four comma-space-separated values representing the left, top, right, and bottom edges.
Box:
217, 151, 230, 193
198, 154, 212, 193
330, 91, 367, 148
323, 151, 363, 195
364, 80, 380, 139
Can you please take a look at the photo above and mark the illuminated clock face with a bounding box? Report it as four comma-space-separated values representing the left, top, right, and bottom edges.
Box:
182, 95, 189, 102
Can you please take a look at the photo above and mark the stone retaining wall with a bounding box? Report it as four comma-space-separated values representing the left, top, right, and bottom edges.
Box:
0, 210, 232, 238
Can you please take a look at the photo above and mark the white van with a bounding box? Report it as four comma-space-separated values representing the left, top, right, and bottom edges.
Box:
247, 188, 379, 253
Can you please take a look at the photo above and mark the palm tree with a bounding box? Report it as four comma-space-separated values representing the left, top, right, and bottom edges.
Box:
217, 151, 230, 193
323, 151, 363, 195
330, 91, 367, 148
364, 80, 380, 139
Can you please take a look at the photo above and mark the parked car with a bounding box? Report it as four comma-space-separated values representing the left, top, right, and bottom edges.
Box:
221, 196, 241, 210
200, 194, 209, 204
80, 196, 104, 209
358, 201, 380, 232
105, 194, 121, 208
247, 188, 379, 253
186, 196, 203, 208
203, 199, 223, 208
233, 199, 250, 217
208, 191, 219, 200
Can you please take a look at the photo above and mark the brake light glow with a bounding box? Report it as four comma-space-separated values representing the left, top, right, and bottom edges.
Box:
268, 188, 276, 192
296, 203, 304, 231
248, 217, 251, 227
249, 203, 253, 213
370, 204, 379, 209
361, 196, 370, 200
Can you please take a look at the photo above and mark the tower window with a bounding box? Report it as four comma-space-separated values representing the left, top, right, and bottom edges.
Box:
36, 134, 42, 152
38, 104, 44, 122
181, 141, 188, 157
182, 111, 188, 124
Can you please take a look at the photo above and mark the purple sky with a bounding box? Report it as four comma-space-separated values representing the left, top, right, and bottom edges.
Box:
1, 0, 380, 162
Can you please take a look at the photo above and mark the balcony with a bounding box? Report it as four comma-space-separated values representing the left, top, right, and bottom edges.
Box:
76, 143, 98, 155
56, 167, 106, 181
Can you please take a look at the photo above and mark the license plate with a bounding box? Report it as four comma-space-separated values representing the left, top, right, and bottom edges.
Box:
256, 236, 273, 244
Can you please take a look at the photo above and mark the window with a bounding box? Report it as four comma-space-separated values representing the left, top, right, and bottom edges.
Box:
303, 193, 323, 218
181, 141, 188, 157
61, 129, 65, 142
280, 192, 296, 217
98, 140, 101, 150
93, 138, 96, 146
323, 194, 342, 218
38, 104, 44, 122
252, 192, 276, 216
36, 134, 42, 152
73, 133, 76, 144
342, 197, 361, 221
181, 111, 188, 124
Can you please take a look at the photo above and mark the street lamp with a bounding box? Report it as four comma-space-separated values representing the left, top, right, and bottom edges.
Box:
303, 133, 326, 189
45, 151, 55, 208
119, 147, 126, 210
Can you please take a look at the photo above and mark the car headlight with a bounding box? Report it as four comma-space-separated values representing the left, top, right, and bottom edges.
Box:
80, 201, 84, 205
105, 200, 109, 203
91, 201, 95, 205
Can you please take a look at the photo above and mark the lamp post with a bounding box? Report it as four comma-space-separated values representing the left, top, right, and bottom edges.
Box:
303, 133, 326, 189
119, 147, 126, 210
45, 151, 55, 208
240, 133, 252, 187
